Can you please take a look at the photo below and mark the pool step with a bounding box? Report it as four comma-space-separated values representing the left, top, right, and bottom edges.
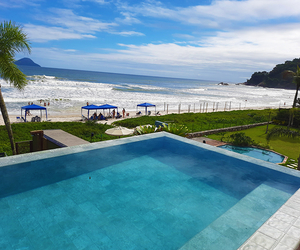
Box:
179, 184, 291, 250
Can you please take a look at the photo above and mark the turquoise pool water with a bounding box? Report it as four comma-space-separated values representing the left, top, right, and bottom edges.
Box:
219, 145, 284, 163
0, 133, 299, 250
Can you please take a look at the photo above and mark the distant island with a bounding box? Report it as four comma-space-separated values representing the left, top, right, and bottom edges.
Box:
243, 58, 300, 90
15, 57, 41, 67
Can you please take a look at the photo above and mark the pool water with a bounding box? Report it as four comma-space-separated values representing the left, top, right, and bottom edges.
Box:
0, 133, 299, 250
219, 145, 284, 163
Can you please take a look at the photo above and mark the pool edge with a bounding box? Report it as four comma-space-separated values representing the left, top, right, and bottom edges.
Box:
238, 188, 300, 250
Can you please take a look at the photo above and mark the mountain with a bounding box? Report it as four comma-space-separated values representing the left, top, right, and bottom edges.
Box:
15, 58, 41, 67
244, 58, 300, 89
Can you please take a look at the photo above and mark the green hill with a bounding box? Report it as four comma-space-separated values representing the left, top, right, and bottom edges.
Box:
244, 58, 300, 89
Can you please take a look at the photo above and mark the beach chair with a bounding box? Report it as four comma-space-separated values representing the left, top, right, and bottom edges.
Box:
136, 111, 141, 115
116, 112, 122, 119
31, 117, 36, 122
16, 116, 21, 122
148, 111, 151, 115
0, 152, 7, 157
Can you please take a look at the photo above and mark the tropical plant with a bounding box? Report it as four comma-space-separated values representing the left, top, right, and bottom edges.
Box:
0, 20, 31, 155
135, 125, 157, 134
266, 127, 300, 141
282, 65, 300, 108
161, 123, 191, 136
227, 132, 254, 146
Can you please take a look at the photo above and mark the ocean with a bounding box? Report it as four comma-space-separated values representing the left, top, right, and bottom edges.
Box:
0, 66, 295, 116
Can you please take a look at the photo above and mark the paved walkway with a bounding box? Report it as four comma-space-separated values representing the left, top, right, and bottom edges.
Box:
43, 129, 90, 147
190, 137, 226, 147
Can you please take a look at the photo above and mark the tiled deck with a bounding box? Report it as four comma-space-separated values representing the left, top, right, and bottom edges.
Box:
238, 188, 300, 250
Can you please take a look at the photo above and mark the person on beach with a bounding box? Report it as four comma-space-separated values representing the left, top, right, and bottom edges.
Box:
122, 108, 125, 118
112, 109, 115, 118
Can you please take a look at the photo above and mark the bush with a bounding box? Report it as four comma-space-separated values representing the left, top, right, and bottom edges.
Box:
162, 123, 191, 136
227, 132, 254, 146
273, 109, 300, 128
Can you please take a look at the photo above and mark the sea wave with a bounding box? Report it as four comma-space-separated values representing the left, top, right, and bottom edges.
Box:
0, 74, 296, 116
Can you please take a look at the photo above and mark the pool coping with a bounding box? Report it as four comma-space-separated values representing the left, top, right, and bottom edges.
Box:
238, 188, 300, 250
1, 132, 300, 249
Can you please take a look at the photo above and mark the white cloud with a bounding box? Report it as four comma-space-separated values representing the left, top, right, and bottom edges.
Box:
115, 12, 141, 25
83, 0, 109, 4
0, 0, 41, 8
119, 0, 300, 28
46, 8, 118, 33
110, 31, 145, 36
24, 24, 96, 42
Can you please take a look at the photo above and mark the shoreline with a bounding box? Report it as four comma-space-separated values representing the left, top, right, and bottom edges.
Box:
0, 105, 291, 126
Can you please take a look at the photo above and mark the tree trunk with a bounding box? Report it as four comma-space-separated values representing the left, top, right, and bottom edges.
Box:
293, 83, 300, 108
0, 86, 16, 155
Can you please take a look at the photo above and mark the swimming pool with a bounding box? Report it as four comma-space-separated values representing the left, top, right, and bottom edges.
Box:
0, 132, 299, 250
219, 145, 285, 164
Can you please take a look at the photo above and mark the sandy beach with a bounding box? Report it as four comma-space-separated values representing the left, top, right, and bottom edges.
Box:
0, 105, 290, 126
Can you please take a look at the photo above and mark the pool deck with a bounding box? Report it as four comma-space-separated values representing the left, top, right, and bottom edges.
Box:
238, 188, 300, 250
43, 129, 90, 147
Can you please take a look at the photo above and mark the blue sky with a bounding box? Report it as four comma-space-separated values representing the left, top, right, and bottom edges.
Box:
2, 0, 300, 82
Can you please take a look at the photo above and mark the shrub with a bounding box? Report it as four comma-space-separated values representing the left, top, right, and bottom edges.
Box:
227, 132, 254, 146
162, 123, 191, 136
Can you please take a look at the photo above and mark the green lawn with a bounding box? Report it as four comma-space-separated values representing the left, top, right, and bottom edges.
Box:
207, 124, 300, 163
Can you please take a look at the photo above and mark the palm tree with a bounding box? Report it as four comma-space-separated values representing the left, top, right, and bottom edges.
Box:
0, 21, 31, 155
283, 65, 300, 108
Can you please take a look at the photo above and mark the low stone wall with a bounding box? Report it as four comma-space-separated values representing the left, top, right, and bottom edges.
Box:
187, 122, 270, 138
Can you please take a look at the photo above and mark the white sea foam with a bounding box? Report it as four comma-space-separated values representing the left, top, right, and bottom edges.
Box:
0, 77, 295, 116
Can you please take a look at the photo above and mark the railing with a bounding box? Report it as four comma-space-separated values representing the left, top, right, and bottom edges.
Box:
15, 140, 33, 155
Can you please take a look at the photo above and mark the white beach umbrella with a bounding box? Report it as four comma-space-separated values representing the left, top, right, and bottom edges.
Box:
105, 126, 134, 137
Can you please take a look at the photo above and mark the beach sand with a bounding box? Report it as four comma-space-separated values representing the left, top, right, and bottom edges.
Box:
0, 109, 183, 126
0, 105, 290, 126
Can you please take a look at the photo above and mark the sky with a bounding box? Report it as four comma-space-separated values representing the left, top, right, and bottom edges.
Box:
2, 0, 300, 83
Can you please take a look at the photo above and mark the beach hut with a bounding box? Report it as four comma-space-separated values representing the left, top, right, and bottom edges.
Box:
137, 103, 156, 115
21, 104, 48, 122
81, 104, 101, 120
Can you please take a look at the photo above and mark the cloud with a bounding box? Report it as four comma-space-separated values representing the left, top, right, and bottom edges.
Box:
110, 31, 145, 36
45, 8, 118, 33
0, 0, 41, 8
24, 24, 96, 42
83, 0, 109, 4
115, 12, 141, 25
118, 0, 300, 28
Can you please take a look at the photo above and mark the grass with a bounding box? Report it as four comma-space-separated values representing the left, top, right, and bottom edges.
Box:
114, 109, 275, 131
0, 121, 115, 156
207, 124, 300, 166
